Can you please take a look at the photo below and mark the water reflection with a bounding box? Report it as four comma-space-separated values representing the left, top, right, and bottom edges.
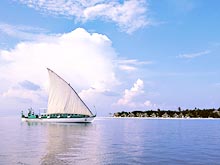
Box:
3, 117, 220, 164
39, 123, 93, 164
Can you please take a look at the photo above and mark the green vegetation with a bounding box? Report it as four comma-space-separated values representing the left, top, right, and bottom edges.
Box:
113, 108, 220, 118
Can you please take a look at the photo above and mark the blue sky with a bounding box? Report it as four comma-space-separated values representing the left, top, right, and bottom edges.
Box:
0, 0, 220, 116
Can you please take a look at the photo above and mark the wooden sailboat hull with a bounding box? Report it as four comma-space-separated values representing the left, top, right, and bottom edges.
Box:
21, 116, 95, 123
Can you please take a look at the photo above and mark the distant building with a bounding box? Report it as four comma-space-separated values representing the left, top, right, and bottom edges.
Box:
150, 113, 156, 118
173, 113, 178, 118
162, 113, 169, 118
128, 113, 135, 117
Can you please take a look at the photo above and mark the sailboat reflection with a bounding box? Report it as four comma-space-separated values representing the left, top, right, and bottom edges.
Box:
39, 123, 93, 164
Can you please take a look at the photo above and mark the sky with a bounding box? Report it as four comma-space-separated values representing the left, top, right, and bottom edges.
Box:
0, 0, 220, 116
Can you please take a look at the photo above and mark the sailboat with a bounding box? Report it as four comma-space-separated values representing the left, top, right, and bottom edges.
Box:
21, 68, 96, 123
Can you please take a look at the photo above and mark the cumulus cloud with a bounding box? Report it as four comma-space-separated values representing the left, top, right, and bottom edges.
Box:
144, 100, 152, 106
0, 27, 155, 114
19, 80, 41, 91
117, 79, 144, 107
16, 0, 149, 33
2, 81, 45, 103
144, 100, 156, 108
0, 28, 119, 110
177, 50, 210, 59
116, 78, 157, 109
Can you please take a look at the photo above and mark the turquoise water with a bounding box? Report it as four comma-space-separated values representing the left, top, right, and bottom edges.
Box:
0, 117, 220, 164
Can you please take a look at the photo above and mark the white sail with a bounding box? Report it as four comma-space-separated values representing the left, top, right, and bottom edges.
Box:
47, 68, 93, 116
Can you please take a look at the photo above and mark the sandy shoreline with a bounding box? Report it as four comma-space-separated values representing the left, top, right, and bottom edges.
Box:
95, 117, 219, 120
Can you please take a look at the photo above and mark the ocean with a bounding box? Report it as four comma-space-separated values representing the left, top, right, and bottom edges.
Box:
0, 116, 220, 164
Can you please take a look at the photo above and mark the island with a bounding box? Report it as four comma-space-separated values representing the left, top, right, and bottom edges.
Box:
113, 107, 220, 118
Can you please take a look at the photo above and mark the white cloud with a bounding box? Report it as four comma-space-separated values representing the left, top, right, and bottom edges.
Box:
144, 100, 151, 106
178, 50, 210, 59
117, 59, 153, 72
119, 65, 137, 71
16, 0, 149, 33
118, 59, 152, 65
116, 78, 158, 109
0, 28, 119, 112
117, 78, 144, 107
0, 27, 156, 115
144, 100, 156, 108
3, 84, 45, 103
0, 23, 48, 40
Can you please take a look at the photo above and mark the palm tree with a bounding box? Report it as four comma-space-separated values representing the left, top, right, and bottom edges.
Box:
178, 107, 181, 112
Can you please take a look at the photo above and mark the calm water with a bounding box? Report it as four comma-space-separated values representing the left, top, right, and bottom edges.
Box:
1, 117, 220, 164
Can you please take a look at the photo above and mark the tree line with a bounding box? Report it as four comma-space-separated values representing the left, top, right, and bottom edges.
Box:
113, 107, 220, 118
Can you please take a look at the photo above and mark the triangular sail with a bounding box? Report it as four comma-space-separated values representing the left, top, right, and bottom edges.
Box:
47, 68, 93, 116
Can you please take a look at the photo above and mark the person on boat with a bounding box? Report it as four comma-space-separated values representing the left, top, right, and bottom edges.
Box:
28, 110, 31, 116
